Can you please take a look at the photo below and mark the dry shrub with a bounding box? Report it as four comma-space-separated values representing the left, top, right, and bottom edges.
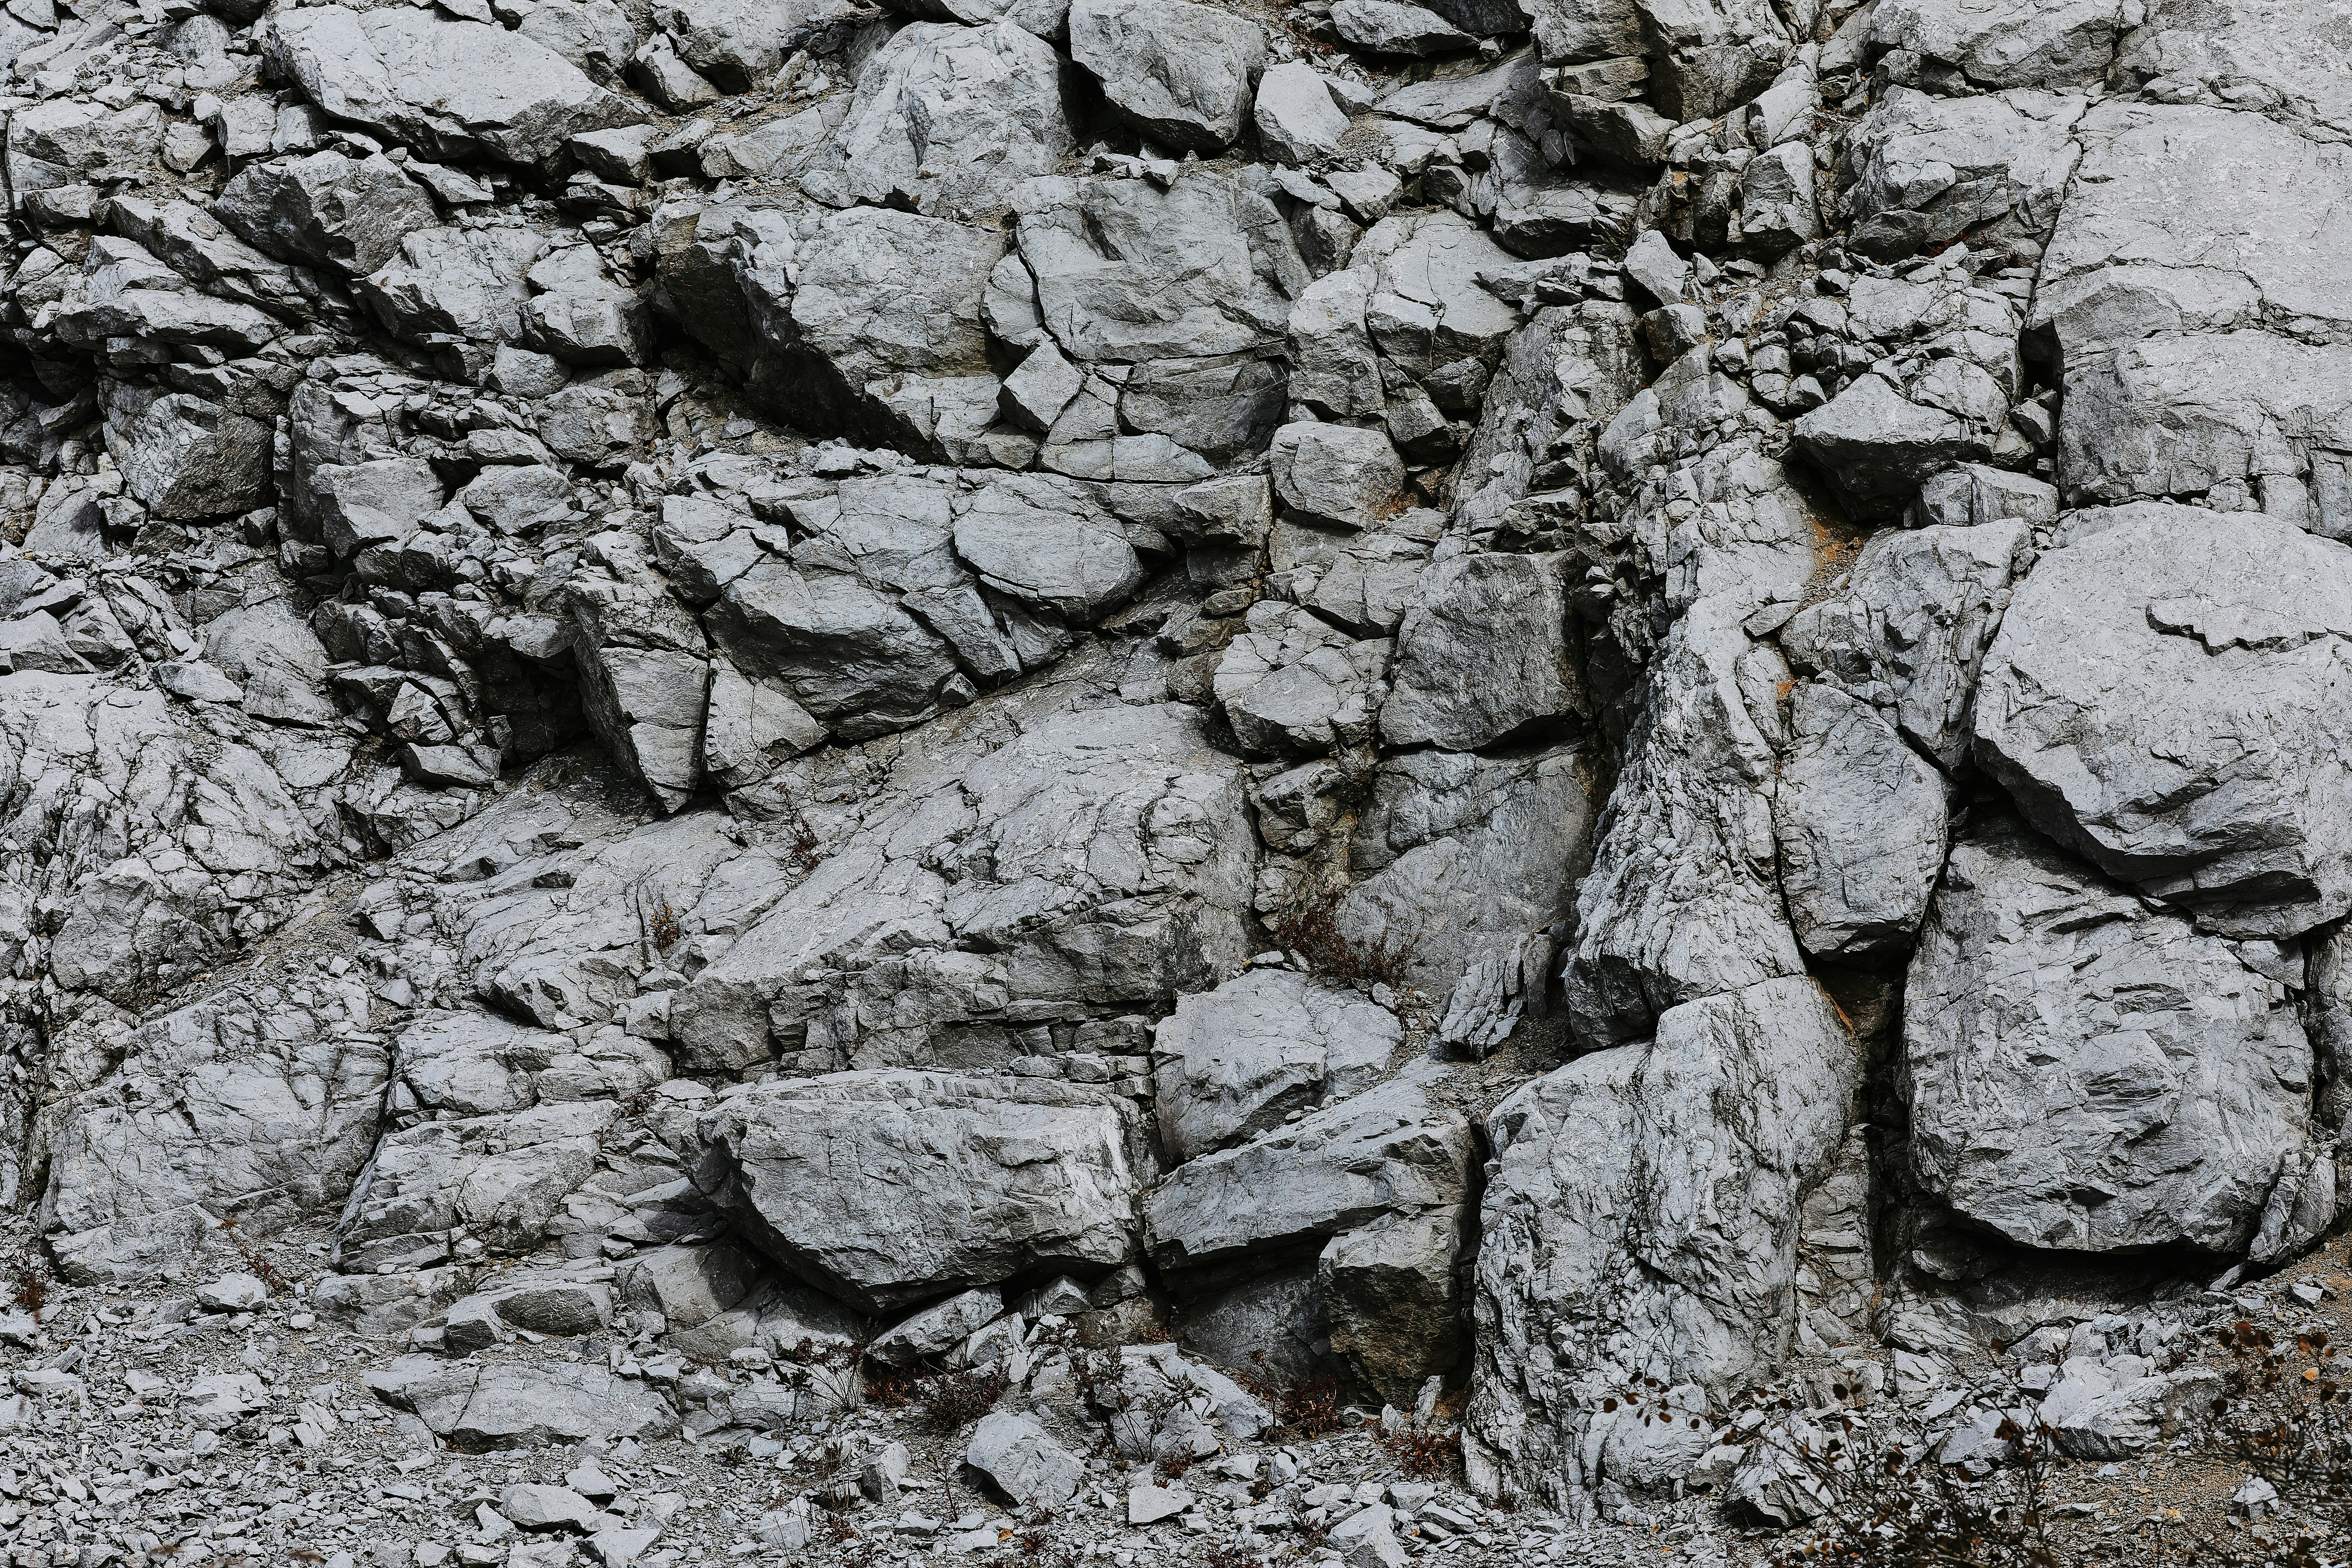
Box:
913, 1364, 1010, 1431
1268, 889, 1409, 988
1279, 1372, 1346, 1437
1377, 1426, 1461, 1480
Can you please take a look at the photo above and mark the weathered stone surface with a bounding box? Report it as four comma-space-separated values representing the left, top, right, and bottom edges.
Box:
366, 1357, 677, 1449
804, 21, 1070, 218
266, 6, 639, 165
1564, 598, 1805, 1046
1069, 0, 1265, 153
693, 1070, 1149, 1311
1840, 85, 2085, 259
1152, 968, 1401, 1163
214, 151, 436, 277
1381, 551, 1581, 751
1466, 977, 1864, 1509
966, 1411, 1085, 1508
1867, 0, 2121, 89
1974, 503, 2352, 938
1144, 1062, 1473, 1274
1772, 684, 1949, 958
1903, 818, 2314, 1255
1780, 518, 2029, 771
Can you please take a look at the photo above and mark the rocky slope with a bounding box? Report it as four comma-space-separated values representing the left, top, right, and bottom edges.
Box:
1, 0, 2347, 1561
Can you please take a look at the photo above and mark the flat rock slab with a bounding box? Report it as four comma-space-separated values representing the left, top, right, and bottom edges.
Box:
693, 1070, 1149, 1312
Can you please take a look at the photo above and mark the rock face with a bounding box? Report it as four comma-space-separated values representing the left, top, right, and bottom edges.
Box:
1974, 503, 2352, 939
1904, 818, 2314, 1255
692, 1071, 1151, 1311
3, 0, 2345, 1548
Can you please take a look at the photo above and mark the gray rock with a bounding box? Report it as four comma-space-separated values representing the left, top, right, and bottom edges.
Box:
266, 6, 640, 166
965, 1411, 1084, 1510
1563, 597, 1805, 1046
1780, 518, 2029, 771
617, 1243, 758, 1329
1793, 362, 2011, 519
1211, 600, 1392, 757
1255, 62, 1352, 165
1332, 0, 1476, 55
805, 20, 1070, 217
2037, 1360, 2224, 1460
1270, 421, 1404, 528
1772, 684, 1948, 959
667, 694, 1254, 1071
1320, 1208, 1466, 1405
871, 1286, 1006, 1366
692, 1071, 1148, 1312
1013, 169, 1308, 364
1144, 1062, 1474, 1273
1842, 85, 2086, 259
951, 474, 1143, 622
1975, 503, 2352, 938
1868, 0, 2122, 89
38, 981, 388, 1284
336, 1100, 617, 1273
1904, 818, 2315, 1256
213, 151, 436, 276
502, 1483, 603, 1532
1380, 551, 1581, 751
1466, 976, 1864, 1508
1152, 968, 1401, 1163
366, 1357, 678, 1448
107, 390, 273, 520
1069, 0, 1266, 153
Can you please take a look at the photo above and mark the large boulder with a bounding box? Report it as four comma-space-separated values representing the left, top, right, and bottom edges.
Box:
667, 696, 1256, 1074
1144, 1062, 1474, 1274
1466, 976, 1864, 1510
1903, 817, 2315, 1256
1068, 0, 1266, 153
1772, 685, 1948, 959
1974, 503, 2352, 938
1380, 551, 1583, 751
692, 1070, 1151, 1312
212, 151, 437, 277
265, 6, 640, 164
37, 980, 388, 1284
803, 20, 1071, 218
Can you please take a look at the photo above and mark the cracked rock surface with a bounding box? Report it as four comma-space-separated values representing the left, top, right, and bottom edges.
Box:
4, 0, 2350, 1562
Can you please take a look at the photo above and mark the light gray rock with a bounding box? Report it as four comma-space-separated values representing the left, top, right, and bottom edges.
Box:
1465, 976, 1864, 1511
1904, 817, 2315, 1255
1069, 0, 1266, 153
1013, 169, 1308, 364
870, 1286, 1006, 1366
1974, 503, 2352, 938
1332, 0, 1475, 56
966, 1411, 1084, 1509
692, 1070, 1148, 1311
1868, 0, 2122, 89
617, 1243, 758, 1329
1841, 85, 2086, 259
2058, 331, 2352, 526
1211, 600, 1392, 757
1563, 597, 1805, 1046
1780, 518, 2029, 771
1793, 362, 2012, 519
804, 20, 1070, 218
951, 474, 1143, 622
1152, 968, 1401, 1163
1255, 62, 1351, 165
1772, 684, 1949, 959
1144, 1062, 1473, 1273
2037, 1360, 2224, 1460
1270, 421, 1404, 528
335, 1100, 618, 1273
667, 694, 1255, 1072
1381, 551, 1581, 751
366, 1357, 678, 1448
213, 151, 435, 276
265, 6, 640, 165
38, 981, 387, 1284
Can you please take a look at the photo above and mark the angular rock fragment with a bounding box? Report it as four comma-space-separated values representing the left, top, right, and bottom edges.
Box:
1904, 818, 2315, 1255
1152, 968, 1400, 1163
1069, 0, 1266, 153
1974, 503, 2352, 937
693, 1071, 1149, 1311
